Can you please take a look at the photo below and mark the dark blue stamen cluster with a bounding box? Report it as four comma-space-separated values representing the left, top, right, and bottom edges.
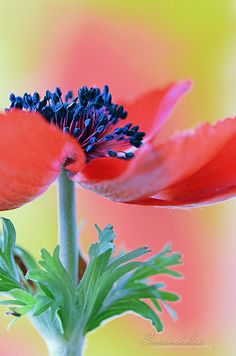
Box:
7, 85, 145, 161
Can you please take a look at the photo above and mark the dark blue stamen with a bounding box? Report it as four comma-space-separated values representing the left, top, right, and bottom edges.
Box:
55, 87, 62, 97
114, 127, 123, 135
108, 150, 117, 157
65, 90, 73, 102
86, 144, 94, 153
9, 93, 15, 103
133, 132, 145, 139
32, 92, 40, 105
42, 106, 54, 121
63, 127, 70, 133
45, 90, 52, 100
125, 152, 134, 159
14, 97, 23, 109
74, 128, 81, 138
84, 119, 91, 128
104, 134, 114, 141
7, 85, 145, 161
67, 101, 77, 111
97, 125, 105, 133
89, 137, 97, 144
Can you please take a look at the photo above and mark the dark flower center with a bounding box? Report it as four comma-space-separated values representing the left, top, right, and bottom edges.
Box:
7, 85, 145, 162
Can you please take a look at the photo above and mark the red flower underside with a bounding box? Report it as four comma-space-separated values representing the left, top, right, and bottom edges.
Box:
1, 82, 236, 210
140, 133, 236, 207
76, 80, 193, 184
0, 81, 190, 211
0, 112, 84, 210
78, 118, 236, 206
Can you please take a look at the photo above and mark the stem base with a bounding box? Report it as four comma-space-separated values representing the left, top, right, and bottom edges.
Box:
47, 335, 84, 356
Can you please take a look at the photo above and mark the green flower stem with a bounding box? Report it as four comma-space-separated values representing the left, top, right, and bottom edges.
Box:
47, 335, 84, 356
57, 168, 78, 285
30, 312, 84, 356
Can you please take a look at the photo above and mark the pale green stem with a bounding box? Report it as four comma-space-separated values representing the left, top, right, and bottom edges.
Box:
30, 313, 84, 356
30, 169, 83, 356
47, 335, 84, 356
57, 168, 78, 285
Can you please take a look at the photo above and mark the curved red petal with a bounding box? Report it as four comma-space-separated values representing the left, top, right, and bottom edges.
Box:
77, 117, 236, 206
144, 130, 236, 207
73, 82, 191, 186
0, 111, 85, 210
122, 80, 191, 138
73, 157, 128, 182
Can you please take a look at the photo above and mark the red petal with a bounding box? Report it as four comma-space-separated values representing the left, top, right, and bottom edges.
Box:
74, 82, 191, 187
77, 118, 236, 206
75, 157, 128, 182
122, 81, 191, 138
0, 111, 85, 210
139, 126, 236, 207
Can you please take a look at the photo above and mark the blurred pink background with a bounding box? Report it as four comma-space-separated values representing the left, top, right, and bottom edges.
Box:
1, 1, 236, 355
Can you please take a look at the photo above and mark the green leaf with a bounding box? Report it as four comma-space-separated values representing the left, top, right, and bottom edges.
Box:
87, 261, 145, 319
127, 244, 183, 283
38, 282, 55, 300
84, 233, 182, 334
87, 299, 163, 333
10, 289, 37, 306
10, 304, 33, 316
0, 299, 25, 306
77, 225, 116, 317
32, 296, 53, 317
102, 284, 164, 307
151, 298, 162, 312
0, 221, 183, 342
157, 290, 180, 302
76, 249, 112, 316
108, 246, 150, 270
14, 246, 38, 271
0, 218, 20, 284
0, 219, 22, 292
26, 246, 77, 337
89, 224, 115, 260
76, 225, 183, 335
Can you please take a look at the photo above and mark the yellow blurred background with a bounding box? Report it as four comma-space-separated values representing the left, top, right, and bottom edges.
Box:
0, 0, 236, 355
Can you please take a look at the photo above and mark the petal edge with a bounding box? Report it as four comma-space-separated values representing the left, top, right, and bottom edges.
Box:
0, 111, 85, 210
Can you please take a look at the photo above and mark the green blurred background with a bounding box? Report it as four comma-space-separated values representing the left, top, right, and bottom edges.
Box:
0, 0, 236, 355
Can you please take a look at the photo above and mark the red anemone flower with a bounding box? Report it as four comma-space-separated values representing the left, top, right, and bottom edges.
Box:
1, 81, 236, 211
